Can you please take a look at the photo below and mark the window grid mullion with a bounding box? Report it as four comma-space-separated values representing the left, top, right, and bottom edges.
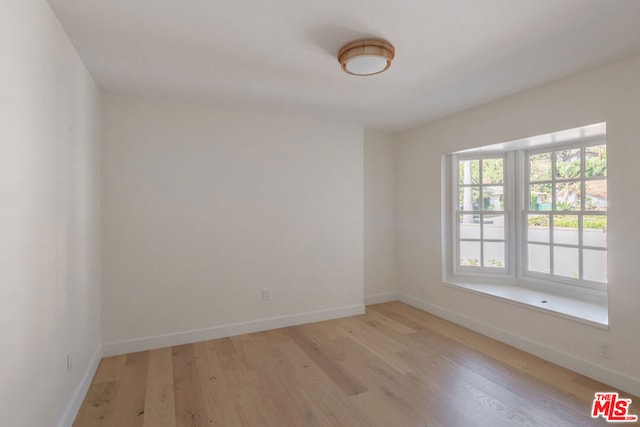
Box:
579, 147, 586, 280
549, 151, 556, 276
479, 161, 484, 267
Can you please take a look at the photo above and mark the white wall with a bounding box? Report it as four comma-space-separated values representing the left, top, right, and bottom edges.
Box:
395, 54, 640, 395
0, 1, 101, 426
101, 94, 364, 350
363, 131, 397, 301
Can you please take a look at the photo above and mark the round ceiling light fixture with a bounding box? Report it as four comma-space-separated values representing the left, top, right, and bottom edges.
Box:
337, 39, 395, 76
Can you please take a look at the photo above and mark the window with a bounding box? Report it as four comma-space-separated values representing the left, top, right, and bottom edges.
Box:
525, 144, 607, 286
448, 123, 607, 297
456, 155, 508, 271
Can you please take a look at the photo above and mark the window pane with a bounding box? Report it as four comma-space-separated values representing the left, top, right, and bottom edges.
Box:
585, 145, 606, 177
528, 215, 549, 243
554, 246, 579, 279
530, 184, 552, 211
553, 215, 579, 245
584, 249, 607, 283
483, 214, 504, 239
586, 180, 607, 211
459, 187, 480, 211
555, 148, 581, 179
459, 214, 480, 239
483, 242, 505, 268
583, 215, 607, 248
529, 152, 552, 182
459, 159, 479, 185
528, 244, 550, 274
555, 182, 581, 211
482, 158, 503, 184
482, 186, 504, 211
460, 241, 480, 267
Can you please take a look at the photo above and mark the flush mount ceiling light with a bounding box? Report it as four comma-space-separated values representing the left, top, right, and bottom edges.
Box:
337, 39, 395, 76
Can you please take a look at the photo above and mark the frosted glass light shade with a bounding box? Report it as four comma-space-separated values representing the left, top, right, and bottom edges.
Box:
344, 55, 389, 75
337, 39, 395, 76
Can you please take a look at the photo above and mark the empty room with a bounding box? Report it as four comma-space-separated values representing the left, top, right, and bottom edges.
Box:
4, 0, 640, 426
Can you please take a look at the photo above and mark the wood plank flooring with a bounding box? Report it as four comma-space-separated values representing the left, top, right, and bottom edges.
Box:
74, 302, 638, 426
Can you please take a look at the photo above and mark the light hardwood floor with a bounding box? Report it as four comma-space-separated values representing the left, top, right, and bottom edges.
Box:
74, 302, 637, 426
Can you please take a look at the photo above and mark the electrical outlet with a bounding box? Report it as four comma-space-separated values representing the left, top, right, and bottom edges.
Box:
262, 288, 270, 301
599, 341, 612, 360
67, 352, 72, 372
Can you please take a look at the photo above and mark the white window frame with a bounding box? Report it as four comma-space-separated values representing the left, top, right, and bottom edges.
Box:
447, 132, 607, 298
521, 139, 607, 292
451, 152, 515, 278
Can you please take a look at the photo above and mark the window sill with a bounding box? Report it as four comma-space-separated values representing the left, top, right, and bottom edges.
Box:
442, 280, 608, 329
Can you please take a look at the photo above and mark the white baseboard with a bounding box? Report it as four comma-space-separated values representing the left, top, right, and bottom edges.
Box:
102, 304, 365, 357
364, 292, 399, 305
58, 345, 102, 427
398, 293, 640, 398
99, 293, 640, 397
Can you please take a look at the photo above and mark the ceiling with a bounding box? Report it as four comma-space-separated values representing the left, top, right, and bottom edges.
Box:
47, 0, 640, 131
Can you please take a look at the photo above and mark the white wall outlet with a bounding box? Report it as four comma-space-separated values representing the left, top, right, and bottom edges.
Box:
67, 352, 72, 372
261, 288, 270, 301
599, 341, 612, 360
